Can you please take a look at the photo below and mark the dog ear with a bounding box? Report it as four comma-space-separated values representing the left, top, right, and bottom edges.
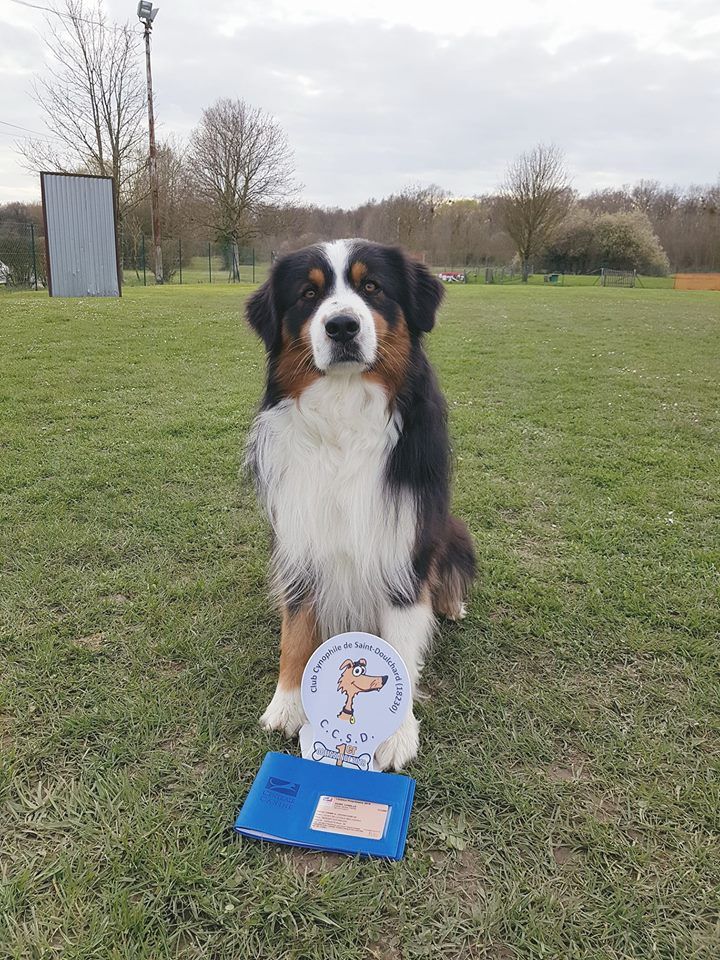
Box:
246, 278, 278, 351
405, 255, 445, 333
357, 658, 367, 666
339, 659, 353, 672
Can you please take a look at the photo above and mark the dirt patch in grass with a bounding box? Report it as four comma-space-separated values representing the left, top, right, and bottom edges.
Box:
625, 827, 644, 843
553, 844, 583, 866
367, 939, 403, 960
489, 604, 513, 623
285, 848, 346, 877
515, 537, 549, 567
488, 947, 516, 960
428, 847, 488, 902
584, 791, 620, 823
72, 631, 107, 651
157, 724, 198, 754
157, 659, 187, 676
545, 749, 592, 783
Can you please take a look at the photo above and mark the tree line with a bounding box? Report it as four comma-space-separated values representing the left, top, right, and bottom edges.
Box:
5, 1, 719, 277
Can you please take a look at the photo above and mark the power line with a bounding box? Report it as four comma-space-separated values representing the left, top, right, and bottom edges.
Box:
9, 0, 133, 32
0, 129, 43, 141
0, 131, 55, 145
0, 118, 61, 139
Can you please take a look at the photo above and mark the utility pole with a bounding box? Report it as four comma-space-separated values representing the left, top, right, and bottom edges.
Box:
137, 2, 162, 284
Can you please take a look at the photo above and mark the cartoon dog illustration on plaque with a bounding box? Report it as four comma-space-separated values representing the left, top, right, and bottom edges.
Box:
337, 658, 388, 724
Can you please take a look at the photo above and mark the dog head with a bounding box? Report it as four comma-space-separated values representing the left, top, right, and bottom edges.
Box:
337, 658, 388, 695
246, 239, 444, 396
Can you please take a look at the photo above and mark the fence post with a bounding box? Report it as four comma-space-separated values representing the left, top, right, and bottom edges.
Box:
178, 237, 183, 285
208, 242, 212, 283
141, 233, 147, 286
252, 248, 255, 283
30, 222, 38, 291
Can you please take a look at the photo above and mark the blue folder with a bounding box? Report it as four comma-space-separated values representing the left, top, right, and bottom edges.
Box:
234, 752, 415, 860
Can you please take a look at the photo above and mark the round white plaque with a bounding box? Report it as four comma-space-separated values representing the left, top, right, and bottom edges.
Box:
299, 632, 412, 772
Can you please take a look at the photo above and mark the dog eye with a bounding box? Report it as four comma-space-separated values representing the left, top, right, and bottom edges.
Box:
352, 665, 364, 677
302, 287, 316, 300
363, 280, 379, 294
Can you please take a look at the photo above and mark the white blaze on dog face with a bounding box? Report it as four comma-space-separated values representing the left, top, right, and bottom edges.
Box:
309, 240, 378, 372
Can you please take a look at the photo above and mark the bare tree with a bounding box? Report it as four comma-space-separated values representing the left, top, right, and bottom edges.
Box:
187, 98, 297, 261
123, 137, 191, 238
16, 0, 146, 227
121, 137, 194, 280
500, 144, 571, 281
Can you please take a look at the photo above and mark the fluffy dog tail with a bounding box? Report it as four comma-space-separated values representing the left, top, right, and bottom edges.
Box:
432, 516, 476, 620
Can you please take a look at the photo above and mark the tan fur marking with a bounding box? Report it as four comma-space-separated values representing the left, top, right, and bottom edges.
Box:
364, 308, 411, 398
350, 261, 368, 286
309, 268, 325, 289
277, 603, 319, 690
276, 327, 322, 398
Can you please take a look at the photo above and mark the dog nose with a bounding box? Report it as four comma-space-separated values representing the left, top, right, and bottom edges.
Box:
325, 315, 360, 343
381, 676, 388, 687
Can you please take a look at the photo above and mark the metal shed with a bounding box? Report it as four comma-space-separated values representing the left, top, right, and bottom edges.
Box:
40, 172, 121, 297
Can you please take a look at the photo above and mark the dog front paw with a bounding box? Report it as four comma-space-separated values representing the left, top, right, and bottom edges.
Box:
374, 712, 420, 771
260, 686, 306, 738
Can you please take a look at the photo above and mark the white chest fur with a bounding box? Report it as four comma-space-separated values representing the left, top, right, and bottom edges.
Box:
248, 374, 417, 636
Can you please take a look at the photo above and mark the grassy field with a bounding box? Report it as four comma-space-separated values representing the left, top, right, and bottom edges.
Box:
1, 283, 718, 959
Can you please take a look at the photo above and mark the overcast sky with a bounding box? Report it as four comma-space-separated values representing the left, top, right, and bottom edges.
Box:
1, 0, 718, 206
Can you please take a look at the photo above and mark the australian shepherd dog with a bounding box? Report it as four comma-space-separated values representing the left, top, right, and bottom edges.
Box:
245, 239, 475, 769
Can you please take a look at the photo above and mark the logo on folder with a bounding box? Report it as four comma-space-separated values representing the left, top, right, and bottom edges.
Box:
265, 777, 300, 798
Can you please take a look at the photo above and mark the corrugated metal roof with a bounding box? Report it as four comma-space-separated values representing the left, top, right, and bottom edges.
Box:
41, 173, 120, 297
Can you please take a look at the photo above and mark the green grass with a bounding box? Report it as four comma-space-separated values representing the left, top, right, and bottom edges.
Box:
1, 283, 718, 959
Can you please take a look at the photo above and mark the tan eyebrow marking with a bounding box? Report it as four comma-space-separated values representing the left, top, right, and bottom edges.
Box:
350, 261, 368, 286
309, 268, 325, 288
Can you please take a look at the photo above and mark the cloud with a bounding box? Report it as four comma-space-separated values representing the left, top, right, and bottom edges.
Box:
152, 16, 720, 204
1, 0, 718, 205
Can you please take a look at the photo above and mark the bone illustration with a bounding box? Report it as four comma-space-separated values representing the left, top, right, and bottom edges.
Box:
311, 741, 372, 771
337, 658, 388, 724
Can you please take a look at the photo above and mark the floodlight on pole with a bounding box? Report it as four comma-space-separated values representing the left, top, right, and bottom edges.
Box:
137, 1, 158, 20
138, 2, 163, 284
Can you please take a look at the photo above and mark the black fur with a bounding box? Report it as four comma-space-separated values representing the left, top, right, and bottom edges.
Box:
246, 278, 277, 351
386, 346, 451, 601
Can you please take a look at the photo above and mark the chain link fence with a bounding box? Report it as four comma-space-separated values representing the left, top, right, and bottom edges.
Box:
120, 234, 268, 286
2, 225, 675, 294
1, 220, 269, 292
0, 220, 47, 290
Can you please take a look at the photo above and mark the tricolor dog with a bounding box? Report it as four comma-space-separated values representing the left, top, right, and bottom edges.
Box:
246, 239, 476, 769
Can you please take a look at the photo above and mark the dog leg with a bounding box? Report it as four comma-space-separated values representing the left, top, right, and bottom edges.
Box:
374, 597, 434, 771
260, 603, 318, 738
432, 517, 476, 620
